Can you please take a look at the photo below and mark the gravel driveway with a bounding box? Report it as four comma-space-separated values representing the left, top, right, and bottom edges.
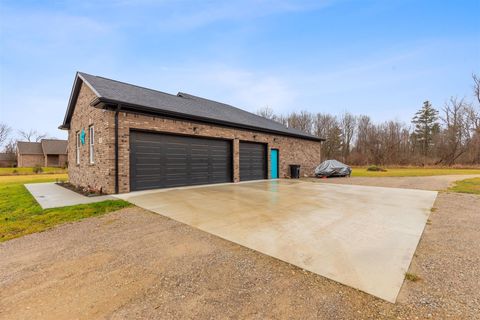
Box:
0, 175, 479, 319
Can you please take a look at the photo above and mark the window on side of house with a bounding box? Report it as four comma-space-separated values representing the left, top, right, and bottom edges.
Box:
89, 126, 94, 164
76, 131, 80, 165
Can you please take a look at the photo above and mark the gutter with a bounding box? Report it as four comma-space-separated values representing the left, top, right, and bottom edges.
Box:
114, 105, 121, 194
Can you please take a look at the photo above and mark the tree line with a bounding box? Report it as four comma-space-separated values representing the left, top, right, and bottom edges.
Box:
257, 75, 480, 166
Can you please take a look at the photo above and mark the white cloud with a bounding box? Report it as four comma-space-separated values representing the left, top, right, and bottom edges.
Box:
188, 1, 329, 29
97, 0, 334, 31
0, 8, 110, 48
197, 66, 297, 112
108, 64, 297, 113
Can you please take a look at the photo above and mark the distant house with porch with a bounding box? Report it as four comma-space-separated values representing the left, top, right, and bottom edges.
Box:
16, 139, 68, 167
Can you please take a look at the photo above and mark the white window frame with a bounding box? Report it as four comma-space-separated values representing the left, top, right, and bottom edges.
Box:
89, 125, 95, 164
76, 131, 80, 165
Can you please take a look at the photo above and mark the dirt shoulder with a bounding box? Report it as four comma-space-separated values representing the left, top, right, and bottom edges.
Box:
1, 176, 479, 319
304, 174, 480, 191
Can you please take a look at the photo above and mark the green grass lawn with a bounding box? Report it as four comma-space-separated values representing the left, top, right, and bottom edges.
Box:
0, 167, 67, 176
351, 167, 480, 177
448, 177, 480, 195
0, 174, 131, 242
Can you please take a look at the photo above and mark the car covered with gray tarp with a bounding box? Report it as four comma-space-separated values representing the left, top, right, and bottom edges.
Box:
314, 160, 352, 177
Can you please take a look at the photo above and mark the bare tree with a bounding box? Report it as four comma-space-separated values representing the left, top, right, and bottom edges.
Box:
380, 120, 409, 164
473, 73, 480, 104
274, 114, 289, 126
366, 124, 384, 165
3, 139, 17, 155
340, 112, 356, 162
256, 106, 276, 120
17, 129, 47, 142
314, 113, 341, 160
437, 97, 473, 165
351, 115, 373, 164
0, 123, 11, 147
287, 111, 313, 134
467, 75, 480, 163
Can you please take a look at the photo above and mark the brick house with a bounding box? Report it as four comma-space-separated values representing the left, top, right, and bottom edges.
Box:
16, 140, 68, 167
0, 153, 15, 167
59, 72, 324, 194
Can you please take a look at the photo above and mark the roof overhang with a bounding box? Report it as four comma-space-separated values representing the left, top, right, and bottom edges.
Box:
91, 97, 325, 142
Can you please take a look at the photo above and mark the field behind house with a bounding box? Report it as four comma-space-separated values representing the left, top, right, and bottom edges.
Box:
0, 167, 67, 176
351, 167, 480, 177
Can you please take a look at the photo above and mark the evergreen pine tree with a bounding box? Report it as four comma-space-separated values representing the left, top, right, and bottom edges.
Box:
411, 101, 439, 160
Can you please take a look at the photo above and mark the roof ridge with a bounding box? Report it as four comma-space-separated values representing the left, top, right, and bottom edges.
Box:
79, 72, 178, 98
177, 92, 313, 136
177, 92, 237, 107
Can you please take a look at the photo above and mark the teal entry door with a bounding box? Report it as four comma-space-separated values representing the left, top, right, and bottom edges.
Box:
270, 149, 279, 179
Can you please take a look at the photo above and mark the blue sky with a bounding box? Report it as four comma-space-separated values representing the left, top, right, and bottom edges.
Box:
0, 0, 479, 139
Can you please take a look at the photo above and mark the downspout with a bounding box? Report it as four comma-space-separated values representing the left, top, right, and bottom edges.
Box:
114, 105, 121, 194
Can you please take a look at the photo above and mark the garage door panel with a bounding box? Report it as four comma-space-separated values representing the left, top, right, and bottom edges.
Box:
239, 142, 267, 181
137, 167, 162, 178
135, 157, 162, 165
130, 131, 232, 191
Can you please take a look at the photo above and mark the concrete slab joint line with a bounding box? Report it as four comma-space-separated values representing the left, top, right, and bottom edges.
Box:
115, 179, 438, 303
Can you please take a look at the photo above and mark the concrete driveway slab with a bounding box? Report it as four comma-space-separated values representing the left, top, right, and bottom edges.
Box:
116, 180, 437, 302
25, 182, 115, 209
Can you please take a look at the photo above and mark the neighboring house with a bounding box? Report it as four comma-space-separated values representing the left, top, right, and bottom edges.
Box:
16, 139, 68, 167
0, 153, 15, 167
60, 72, 324, 194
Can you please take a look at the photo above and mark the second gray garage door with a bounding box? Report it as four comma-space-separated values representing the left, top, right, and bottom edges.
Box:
239, 141, 267, 181
130, 131, 232, 191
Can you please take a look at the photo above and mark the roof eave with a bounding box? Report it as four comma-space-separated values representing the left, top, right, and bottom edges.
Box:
93, 98, 324, 142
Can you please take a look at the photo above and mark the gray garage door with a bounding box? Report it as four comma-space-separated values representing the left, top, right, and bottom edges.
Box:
239, 141, 267, 181
130, 131, 232, 191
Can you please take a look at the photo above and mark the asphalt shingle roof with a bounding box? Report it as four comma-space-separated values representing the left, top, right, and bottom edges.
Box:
41, 139, 68, 155
74, 72, 322, 141
17, 140, 67, 155
17, 142, 44, 155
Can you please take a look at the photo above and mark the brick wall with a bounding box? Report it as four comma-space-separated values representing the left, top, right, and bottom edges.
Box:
17, 154, 44, 167
68, 84, 321, 194
67, 83, 115, 193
